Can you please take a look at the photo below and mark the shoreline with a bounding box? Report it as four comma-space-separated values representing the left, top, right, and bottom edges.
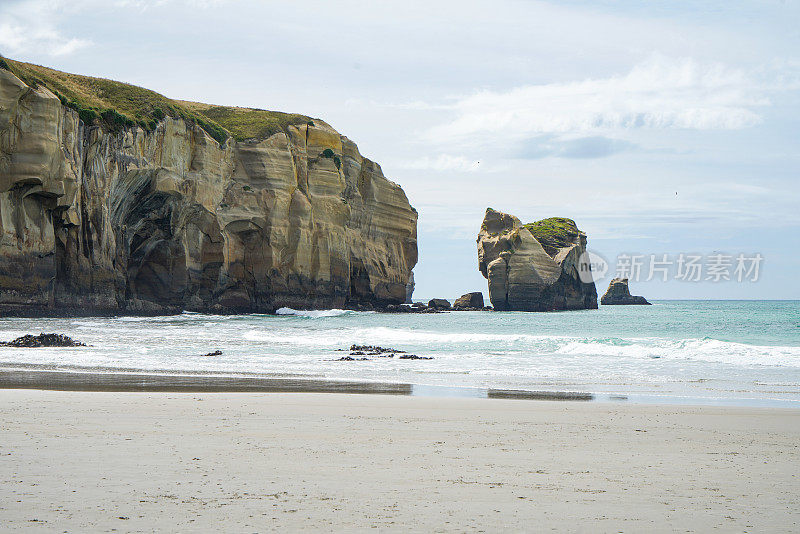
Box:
0, 366, 593, 401
2, 389, 799, 531
2, 365, 798, 408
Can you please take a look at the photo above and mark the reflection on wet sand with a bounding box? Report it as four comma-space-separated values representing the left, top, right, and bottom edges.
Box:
0, 367, 595, 401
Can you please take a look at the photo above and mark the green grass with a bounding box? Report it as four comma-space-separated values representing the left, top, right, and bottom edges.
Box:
0, 57, 311, 144
524, 217, 581, 256
180, 103, 311, 142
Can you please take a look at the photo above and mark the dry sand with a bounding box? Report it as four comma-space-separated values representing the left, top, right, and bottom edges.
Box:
1, 390, 798, 532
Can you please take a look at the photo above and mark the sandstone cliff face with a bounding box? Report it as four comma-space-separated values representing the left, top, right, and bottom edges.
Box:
476, 208, 597, 311
0, 69, 417, 315
600, 278, 650, 305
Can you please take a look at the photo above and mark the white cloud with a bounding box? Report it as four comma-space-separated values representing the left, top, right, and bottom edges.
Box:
428, 55, 791, 142
0, 0, 226, 58
0, 1, 91, 57
0, 22, 91, 57
113, 0, 226, 8
395, 154, 483, 173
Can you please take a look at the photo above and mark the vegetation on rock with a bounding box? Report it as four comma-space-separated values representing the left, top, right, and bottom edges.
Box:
182, 103, 311, 142
320, 148, 342, 170
524, 217, 581, 257
1, 57, 312, 145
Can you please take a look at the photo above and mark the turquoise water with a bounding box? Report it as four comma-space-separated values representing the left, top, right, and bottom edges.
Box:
0, 300, 798, 406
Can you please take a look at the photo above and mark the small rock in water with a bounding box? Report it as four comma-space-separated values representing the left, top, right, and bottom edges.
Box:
0, 333, 86, 348
398, 354, 434, 360
202, 350, 223, 357
329, 344, 431, 361
349, 344, 404, 356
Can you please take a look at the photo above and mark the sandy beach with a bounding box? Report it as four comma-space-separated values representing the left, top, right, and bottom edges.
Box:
1, 390, 798, 532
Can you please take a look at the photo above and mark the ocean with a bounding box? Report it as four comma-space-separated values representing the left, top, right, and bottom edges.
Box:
1, 300, 798, 407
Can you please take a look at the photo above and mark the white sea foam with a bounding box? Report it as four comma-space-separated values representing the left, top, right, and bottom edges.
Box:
2, 302, 799, 405
554, 337, 800, 367
240, 327, 565, 349
243, 325, 800, 368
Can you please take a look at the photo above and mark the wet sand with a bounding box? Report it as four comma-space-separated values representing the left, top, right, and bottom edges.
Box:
0, 367, 594, 400
1, 389, 799, 532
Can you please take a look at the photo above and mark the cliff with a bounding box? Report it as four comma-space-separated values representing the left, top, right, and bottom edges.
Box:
600, 278, 650, 305
477, 208, 597, 311
0, 59, 417, 315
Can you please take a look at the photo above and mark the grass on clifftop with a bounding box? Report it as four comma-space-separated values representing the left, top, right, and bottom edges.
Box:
524, 217, 581, 256
179, 102, 310, 142
0, 57, 311, 144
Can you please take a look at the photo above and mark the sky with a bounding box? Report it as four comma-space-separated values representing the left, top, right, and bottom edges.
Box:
1, 0, 798, 299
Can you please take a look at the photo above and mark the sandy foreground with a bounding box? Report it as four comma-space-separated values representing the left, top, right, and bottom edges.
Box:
1, 390, 799, 533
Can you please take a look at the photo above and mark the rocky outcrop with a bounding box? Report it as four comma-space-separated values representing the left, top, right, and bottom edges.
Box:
0, 333, 85, 347
476, 208, 597, 311
453, 292, 484, 309
0, 66, 417, 315
427, 298, 451, 310
600, 278, 650, 305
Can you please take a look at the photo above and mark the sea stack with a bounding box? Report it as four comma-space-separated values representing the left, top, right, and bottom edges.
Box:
600, 278, 651, 305
476, 208, 597, 311
0, 59, 417, 315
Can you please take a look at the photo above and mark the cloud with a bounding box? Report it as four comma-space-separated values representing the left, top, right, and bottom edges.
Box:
394, 154, 483, 172
427, 55, 791, 142
0, 1, 91, 57
0, 0, 226, 58
113, 0, 226, 8
0, 22, 91, 57
518, 135, 637, 159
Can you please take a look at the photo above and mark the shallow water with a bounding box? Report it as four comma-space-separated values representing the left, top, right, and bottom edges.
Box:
1, 300, 798, 406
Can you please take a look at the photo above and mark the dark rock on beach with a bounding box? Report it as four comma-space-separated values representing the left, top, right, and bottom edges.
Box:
0, 333, 86, 347
201, 350, 223, 357
398, 354, 434, 360
600, 278, 651, 305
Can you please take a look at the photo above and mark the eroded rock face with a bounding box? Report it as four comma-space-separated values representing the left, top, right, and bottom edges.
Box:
600, 278, 651, 305
0, 70, 417, 315
476, 208, 597, 311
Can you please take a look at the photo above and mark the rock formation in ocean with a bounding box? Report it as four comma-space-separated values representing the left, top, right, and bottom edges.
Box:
453, 292, 484, 310
476, 208, 597, 311
427, 298, 451, 310
0, 59, 417, 315
600, 278, 651, 305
